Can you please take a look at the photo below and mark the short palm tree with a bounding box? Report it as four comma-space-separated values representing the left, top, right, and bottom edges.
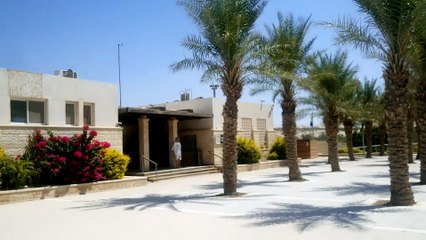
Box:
249, 13, 315, 181
339, 79, 361, 161
326, 0, 422, 205
172, 0, 266, 195
302, 51, 359, 172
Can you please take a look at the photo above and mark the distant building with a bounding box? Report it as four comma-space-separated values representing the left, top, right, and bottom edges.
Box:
119, 98, 276, 172
0, 68, 122, 156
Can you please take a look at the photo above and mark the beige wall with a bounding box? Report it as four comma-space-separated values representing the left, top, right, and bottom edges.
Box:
0, 125, 122, 157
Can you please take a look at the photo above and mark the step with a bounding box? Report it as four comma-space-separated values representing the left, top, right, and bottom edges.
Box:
137, 166, 220, 181
149, 169, 219, 181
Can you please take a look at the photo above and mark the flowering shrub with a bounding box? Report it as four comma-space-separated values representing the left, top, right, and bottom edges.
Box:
101, 148, 130, 179
22, 125, 111, 185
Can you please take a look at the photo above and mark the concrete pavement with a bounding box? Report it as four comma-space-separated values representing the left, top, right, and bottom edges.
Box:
0, 156, 425, 240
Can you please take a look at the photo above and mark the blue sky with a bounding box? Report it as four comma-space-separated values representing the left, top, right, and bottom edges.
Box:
0, 0, 383, 127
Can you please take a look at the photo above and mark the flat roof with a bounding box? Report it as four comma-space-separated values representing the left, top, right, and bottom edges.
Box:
119, 107, 213, 123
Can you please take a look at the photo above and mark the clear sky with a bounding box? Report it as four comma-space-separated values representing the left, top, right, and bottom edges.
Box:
0, 0, 383, 127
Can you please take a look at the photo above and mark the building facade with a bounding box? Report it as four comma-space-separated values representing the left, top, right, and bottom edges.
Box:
0, 68, 122, 156
120, 98, 276, 172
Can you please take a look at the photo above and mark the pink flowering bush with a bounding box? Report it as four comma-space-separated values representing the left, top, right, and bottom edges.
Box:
22, 125, 111, 185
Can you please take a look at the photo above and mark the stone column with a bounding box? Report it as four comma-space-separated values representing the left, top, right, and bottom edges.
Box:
168, 118, 179, 168
138, 116, 150, 172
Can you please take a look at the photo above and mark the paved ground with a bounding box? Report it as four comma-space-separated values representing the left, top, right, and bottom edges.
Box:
1, 156, 425, 240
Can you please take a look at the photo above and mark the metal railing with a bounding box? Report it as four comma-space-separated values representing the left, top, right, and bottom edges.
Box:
140, 154, 158, 181
208, 151, 223, 161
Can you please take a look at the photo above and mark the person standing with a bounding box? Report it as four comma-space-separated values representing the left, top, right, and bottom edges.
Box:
171, 137, 182, 168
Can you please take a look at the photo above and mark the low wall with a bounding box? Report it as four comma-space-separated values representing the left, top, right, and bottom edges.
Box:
0, 176, 148, 205
0, 125, 123, 157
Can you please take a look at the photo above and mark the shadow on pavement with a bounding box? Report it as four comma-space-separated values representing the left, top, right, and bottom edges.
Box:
317, 182, 389, 195
238, 202, 403, 231
68, 193, 220, 211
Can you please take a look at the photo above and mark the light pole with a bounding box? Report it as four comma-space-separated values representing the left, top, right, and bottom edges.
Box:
118, 43, 123, 107
209, 84, 219, 98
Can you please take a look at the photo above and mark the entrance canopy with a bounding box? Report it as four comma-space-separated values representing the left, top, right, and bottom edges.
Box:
119, 107, 213, 172
119, 107, 213, 123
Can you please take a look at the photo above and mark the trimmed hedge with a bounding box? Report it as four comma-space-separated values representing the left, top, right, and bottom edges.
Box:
237, 137, 261, 164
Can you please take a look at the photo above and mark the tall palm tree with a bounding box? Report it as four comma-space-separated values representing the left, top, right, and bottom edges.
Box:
172, 0, 266, 195
249, 13, 315, 181
411, 28, 426, 184
356, 78, 380, 158
326, 0, 422, 206
302, 51, 359, 172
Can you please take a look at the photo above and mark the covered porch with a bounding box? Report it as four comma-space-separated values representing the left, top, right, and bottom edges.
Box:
119, 107, 212, 173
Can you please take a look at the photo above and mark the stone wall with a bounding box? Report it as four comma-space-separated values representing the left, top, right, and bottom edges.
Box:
0, 125, 123, 157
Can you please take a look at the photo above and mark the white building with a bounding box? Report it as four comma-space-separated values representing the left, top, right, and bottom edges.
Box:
0, 68, 122, 156
119, 98, 276, 172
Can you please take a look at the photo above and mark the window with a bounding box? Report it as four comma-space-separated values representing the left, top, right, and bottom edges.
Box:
241, 118, 252, 139
11, 100, 45, 124
66, 102, 77, 125
83, 103, 94, 125
257, 119, 266, 147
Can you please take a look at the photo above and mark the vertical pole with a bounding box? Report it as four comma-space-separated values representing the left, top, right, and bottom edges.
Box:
118, 43, 123, 107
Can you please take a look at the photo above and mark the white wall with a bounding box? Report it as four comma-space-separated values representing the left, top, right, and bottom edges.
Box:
164, 97, 274, 131
0, 68, 118, 127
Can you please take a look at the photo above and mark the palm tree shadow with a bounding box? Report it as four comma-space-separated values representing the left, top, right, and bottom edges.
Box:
238, 202, 403, 231
199, 178, 289, 191
68, 193, 220, 212
317, 182, 389, 195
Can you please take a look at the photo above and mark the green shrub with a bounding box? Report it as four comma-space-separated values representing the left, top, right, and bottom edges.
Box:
353, 147, 363, 154
0, 147, 5, 158
101, 148, 131, 179
267, 152, 278, 160
237, 138, 261, 164
269, 137, 286, 160
339, 147, 363, 154
338, 148, 348, 154
0, 155, 38, 190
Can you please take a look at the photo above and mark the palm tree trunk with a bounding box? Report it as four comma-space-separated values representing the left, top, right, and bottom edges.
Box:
324, 113, 341, 171
379, 121, 387, 156
365, 121, 373, 158
415, 121, 420, 160
343, 120, 355, 161
282, 100, 303, 181
384, 68, 415, 206
222, 84, 241, 195
407, 108, 415, 163
415, 82, 426, 184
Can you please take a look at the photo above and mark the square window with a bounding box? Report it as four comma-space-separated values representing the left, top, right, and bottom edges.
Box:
28, 101, 45, 124
11, 100, 27, 123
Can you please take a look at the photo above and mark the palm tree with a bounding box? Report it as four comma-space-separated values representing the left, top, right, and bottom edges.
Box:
326, 0, 422, 206
249, 13, 315, 181
356, 78, 380, 158
411, 28, 426, 184
172, 0, 266, 195
339, 79, 361, 161
302, 51, 359, 172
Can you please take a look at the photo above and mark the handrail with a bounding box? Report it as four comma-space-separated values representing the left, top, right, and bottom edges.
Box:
208, 151, 223, 160
140, 154, 158, 181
